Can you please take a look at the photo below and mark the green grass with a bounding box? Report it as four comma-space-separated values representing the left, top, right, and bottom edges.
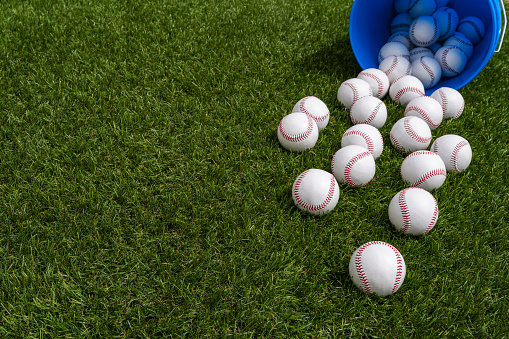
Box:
0, 0, 508, 337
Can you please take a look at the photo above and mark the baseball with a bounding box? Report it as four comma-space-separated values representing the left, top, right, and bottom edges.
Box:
357, 68, 390, 99
404, 96, 443, 130
350, 96, 388, 129
389, 187, 439, 236
411, 56, 442, 89
457, 16, 485, 45
431, 134, 472, 173
378, 42, 410, 63
430, 87, 465, 119
394, 0, 411, 13
389, 75, 425, 107
433, 7, 459, 41
401, 150, 447, 191
292, 169, 340, 215
409, 47, 434, 62
341, 124, 384, 159
435, 46, 468, 77
388, 32, 414, 51
337, 78, 372, 109
378, 55, 412, 85
331, 145, 376, 187
349, 241, 406, 296
292, 96, 330, 131
390, 116, 432, 153
443, 32, 474, 60
409, 16, 440, 47
408, 0, 438, 18
277, 112, 319, 152
391, 13, 414, 34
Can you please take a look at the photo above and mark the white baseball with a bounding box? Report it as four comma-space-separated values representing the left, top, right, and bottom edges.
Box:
357, 68, 390, 99
341, 124, 384, 159
378, 42, 410, 63
409, 47, 434, 62
443, 32, 474, 60
401, 150, 447, 191
431, 87, 465, 119
292, 96, 330, 130
390, 116, 432, 153
337, 78, 372, 109
431, 134, 472, 173
277, 112, 319, 152
378, 55, 412, 85
349, 241, 406, 296
409, 16, 440, 47
331, 145, 376, 187
433, 7, 459, 42
435, 46, 468, 77
389, 187, 439, 236
404, 96, 443, 130
408, 0, 438, 18
457, 16, 485, 45
389, 75, 425, 107
387, 32, 414, 51
391, 13, 414, 34
292, 169, 340, 215
350, 96, 387, 129
411, 56, 442, 89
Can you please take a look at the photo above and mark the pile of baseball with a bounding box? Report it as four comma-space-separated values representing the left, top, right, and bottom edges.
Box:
381, 0, 486, 88
276, 2, 476, 296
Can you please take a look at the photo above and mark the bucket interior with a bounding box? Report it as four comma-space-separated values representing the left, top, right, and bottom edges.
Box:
349, 0, 502, 94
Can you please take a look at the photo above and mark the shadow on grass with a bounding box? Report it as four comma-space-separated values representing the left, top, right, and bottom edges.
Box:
297, 35, 362, 79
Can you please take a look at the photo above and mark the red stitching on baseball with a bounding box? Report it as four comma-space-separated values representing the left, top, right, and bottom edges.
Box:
455, 100, 465, 119
293, 170, 337, 212
299, 96, 330, 123
354, 242, 372, 294
410, 17, 439, 46
441, 47, 462, 76
405, 105, 440, 128
395, 87, 424, 104
419, 57, 435, 88
392, 246, 404, 294
279, 114, 314, 142
343, 81, 360, 104
359, 71, 385, 98
404, 117, 432, 143
385, 56, 399, 76
413, 168, 447, 187
439, 88, 448, 115
390, 132, 405, 152
351, 101, 382, 125
451, 140, 469, 172
425, 196, 439, 234
398, 188, 412, 234
344, 151, 372, 187
342, 130, 374, 153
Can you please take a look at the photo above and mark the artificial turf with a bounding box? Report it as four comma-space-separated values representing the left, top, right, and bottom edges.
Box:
0, 0, 507, 337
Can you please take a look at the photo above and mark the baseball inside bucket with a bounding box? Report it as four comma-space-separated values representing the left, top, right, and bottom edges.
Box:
349, 0, 506, 95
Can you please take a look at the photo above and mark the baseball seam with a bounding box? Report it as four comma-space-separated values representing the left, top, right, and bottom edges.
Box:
343, 82, 360, 104
342, 130, 375, 154
395, 86, 425, 104
441, 47, 462, 76
425, 196, 439, 234
404, 117, 432, 143
279, 114, 314, 142
351, 102, 382, 125
419, 57, 435, 88
293, 170, 337, 212
399, 188, 412, 234
459, 20, 483, 41
299, 96, 330, 123
359, 72, 385, 98
439, 88, 448, 115
344, 151, 372, 187
413, 168, 447, 187
410, 17, 438, 46
451, 140, 469, 172
405, 105, 440, 128
390, 132, 406, 152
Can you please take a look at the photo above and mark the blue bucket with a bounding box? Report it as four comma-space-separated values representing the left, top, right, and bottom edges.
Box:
349, 0, 507, 95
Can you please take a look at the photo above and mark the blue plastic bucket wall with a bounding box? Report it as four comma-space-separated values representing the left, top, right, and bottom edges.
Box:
349, 0, 504, 95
